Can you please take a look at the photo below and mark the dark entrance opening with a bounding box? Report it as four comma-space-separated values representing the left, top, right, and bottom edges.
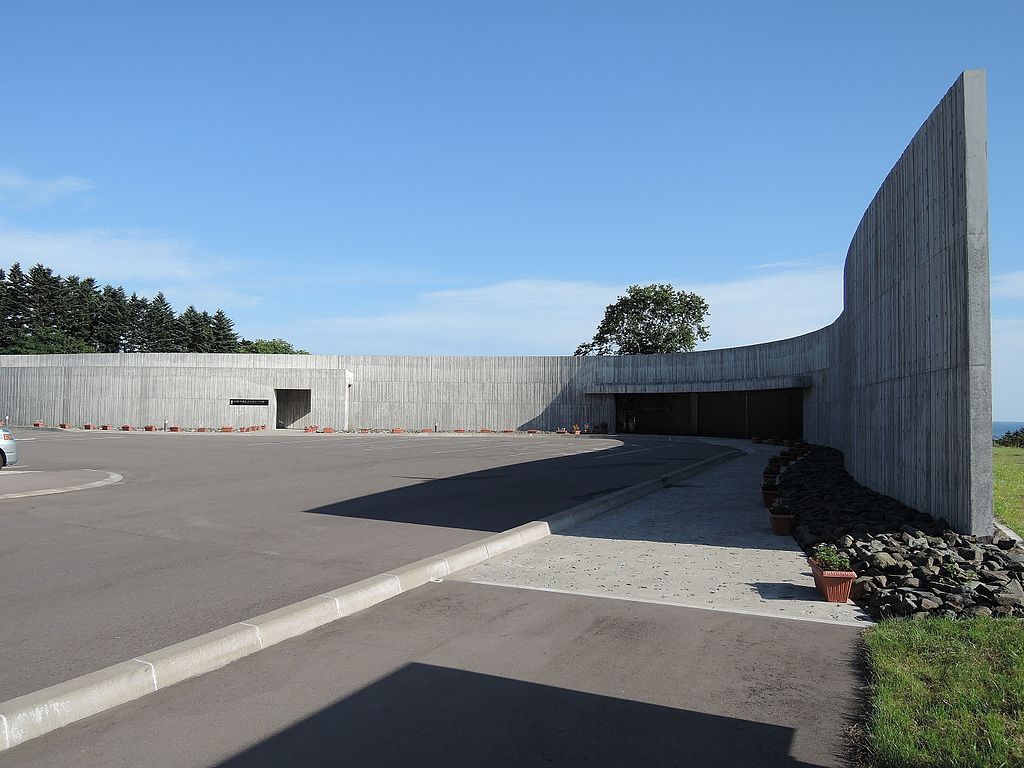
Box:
615, 389, 803, 439
275, 388, 312, 429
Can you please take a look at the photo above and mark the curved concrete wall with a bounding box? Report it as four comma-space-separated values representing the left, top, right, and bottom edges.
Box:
0, 72, 991, 533
837, 70, 991, 535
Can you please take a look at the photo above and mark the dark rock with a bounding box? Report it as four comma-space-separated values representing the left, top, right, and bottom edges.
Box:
919, 595, 942, 611
994, 580, 1024, 608
871, 552, 898, 570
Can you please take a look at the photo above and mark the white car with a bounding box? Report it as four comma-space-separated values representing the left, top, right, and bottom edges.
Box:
0, 427, 18, 469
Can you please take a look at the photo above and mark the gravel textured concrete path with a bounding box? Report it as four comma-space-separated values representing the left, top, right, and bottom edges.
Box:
455, 439, 871, 626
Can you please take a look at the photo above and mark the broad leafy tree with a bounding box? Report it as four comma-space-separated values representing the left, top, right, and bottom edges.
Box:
575, 283, 710, 356
237, 338, 309, 354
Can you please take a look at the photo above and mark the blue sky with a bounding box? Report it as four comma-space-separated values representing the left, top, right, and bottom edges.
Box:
1, 2, 1021, 418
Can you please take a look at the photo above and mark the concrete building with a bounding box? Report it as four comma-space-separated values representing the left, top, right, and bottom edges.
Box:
0, 72, 992, 534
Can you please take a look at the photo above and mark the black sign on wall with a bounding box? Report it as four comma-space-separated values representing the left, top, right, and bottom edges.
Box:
230, 398, 270, 406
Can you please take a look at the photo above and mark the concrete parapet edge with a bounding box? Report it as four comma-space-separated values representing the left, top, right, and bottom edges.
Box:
0, 447, 740, 753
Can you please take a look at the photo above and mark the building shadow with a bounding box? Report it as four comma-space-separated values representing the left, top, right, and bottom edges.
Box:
751, 581, 823, 601
303, 437, 728, 534
214, 663, 824, 768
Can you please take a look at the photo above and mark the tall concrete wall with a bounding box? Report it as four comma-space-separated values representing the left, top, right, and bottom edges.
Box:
838, 70, 991, 534
0, 72, 991, 533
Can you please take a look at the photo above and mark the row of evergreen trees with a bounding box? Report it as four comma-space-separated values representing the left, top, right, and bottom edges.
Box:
0, 262, 307, 355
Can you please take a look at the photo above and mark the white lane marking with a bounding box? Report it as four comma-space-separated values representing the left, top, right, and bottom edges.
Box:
0, 471, 124, 500
592, 446, 657, 459
464, 580, 870, 628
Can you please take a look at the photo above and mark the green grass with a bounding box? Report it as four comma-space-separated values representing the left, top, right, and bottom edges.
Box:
863, 618, 1024, 768
995, 446, 1024, 536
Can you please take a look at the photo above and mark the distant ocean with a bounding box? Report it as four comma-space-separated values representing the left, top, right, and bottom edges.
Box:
994, 421, 1024, 439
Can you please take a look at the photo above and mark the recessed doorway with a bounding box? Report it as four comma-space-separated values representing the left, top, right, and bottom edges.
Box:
275, 388, 312, 429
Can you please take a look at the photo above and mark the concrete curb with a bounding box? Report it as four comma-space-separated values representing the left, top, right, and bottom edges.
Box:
0, 471, 124, 501
0, 447, 740, 752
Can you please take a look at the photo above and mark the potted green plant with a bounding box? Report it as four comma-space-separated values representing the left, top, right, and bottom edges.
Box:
761, 477, 779, 507
808, 543, 857, 603
768, 499, 794, 535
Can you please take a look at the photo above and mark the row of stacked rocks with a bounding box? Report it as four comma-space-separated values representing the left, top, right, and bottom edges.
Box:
776, 446, 1024, 620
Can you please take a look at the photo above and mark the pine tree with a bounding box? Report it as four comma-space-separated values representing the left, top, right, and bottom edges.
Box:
72, 276, 101, 349
210, 309, 239, 352
1, 260, 302, 356
143, 292, 183, 352
179, 305, 213, 352
2, 263, 29, 352
96, 285, 129, 352
25, 263, 59, 350
0, 268, 10, 353
124, 293, 150, 353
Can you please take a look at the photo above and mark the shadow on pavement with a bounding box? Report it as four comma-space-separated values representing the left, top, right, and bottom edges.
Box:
751, 581, 822, 601
303, 438, 727, 533
214, 663, 822, 768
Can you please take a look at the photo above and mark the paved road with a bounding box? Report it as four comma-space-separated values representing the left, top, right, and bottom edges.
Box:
0, 430, 727, 698
3, 580, 861, 768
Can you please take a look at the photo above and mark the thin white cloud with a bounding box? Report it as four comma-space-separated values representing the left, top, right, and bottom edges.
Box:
304, 268, 845, 356
992, 271, 1024, 299
0, 225, 264, 312
992, 318, 1024, 420
309, 279, 613, 355
0, 167, 93, 208
693, 266, 843, 349
750, 254, 840, 271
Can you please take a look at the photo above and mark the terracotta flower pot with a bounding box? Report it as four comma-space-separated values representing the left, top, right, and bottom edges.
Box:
769, 512, 794, 535
808, 559, 857, 603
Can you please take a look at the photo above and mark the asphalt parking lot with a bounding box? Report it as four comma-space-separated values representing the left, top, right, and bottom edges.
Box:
0, 429, 727, 699
6, 580, 860, 768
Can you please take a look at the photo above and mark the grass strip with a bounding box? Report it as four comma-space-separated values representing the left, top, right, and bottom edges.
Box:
994, 446, 1024, 537
863, 617, 1024, 768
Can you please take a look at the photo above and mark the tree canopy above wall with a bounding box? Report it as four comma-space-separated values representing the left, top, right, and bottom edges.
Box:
575, 283, 710, 356
0, 262, 308, 355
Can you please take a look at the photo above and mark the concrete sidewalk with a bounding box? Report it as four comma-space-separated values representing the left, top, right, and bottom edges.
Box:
454, 439, 870, 626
